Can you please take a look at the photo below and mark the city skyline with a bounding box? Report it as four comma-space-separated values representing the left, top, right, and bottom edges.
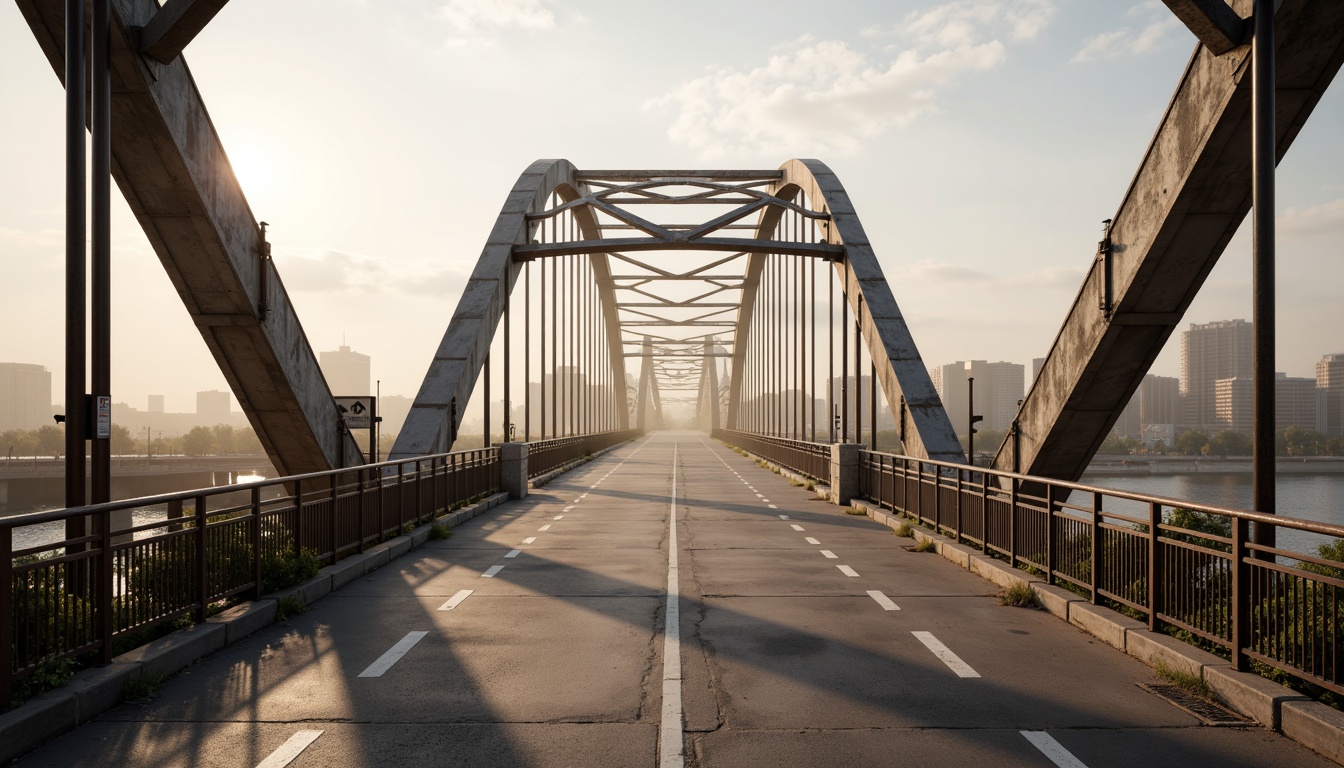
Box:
2, 2, 1341, 417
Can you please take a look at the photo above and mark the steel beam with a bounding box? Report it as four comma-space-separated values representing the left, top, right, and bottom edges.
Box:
993, 0, 1344, 483
19, 0, 363, 476
135, 0, 229, 64
1162, 0, 1248, 56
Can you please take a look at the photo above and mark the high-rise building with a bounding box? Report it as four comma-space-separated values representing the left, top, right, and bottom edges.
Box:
0, 362, 53, 431
196, 390, 231, 425
1214, 378, 1252, 434
1032, 357, 1045, 382
320, 345, 371, 396
1318, 353, 1344, 438
1113, 375, 1178, 440
1212, 373, 1322, 434
147, 394, 165, 413
1180, 319, 1253, 431
931, 360, 1024, 434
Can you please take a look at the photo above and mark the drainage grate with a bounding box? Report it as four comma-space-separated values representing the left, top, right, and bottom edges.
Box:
1137, 683, 1253, 726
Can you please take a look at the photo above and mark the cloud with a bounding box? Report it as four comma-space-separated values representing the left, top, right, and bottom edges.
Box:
1072, 2, 1182, 63
649, 2, 1053, 159
1278, 198, 1344, 236
432, 0, 554, 33
275, 248, 471, 297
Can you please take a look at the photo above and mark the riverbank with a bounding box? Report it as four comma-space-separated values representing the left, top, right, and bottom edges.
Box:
1085, 455, 1344, 476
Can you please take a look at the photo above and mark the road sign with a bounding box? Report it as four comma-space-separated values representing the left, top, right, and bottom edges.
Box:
95, 395, 112, 439
335, 396, 376, 430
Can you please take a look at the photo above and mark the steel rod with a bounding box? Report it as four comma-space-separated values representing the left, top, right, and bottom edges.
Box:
1251, 0, 1276, 552
64, 0, 87, 514
91, 0, 111, 505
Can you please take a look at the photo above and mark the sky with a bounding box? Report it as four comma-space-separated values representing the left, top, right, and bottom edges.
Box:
1, 0, 1341, 416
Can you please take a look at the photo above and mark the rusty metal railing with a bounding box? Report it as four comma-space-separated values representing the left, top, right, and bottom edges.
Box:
3, 447, 499, 708
859, 449, 1344, 697
711, 428, 830, 482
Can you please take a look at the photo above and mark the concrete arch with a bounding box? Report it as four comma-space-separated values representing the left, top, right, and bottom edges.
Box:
726, 159, 964, 464
390, 160, 630, 460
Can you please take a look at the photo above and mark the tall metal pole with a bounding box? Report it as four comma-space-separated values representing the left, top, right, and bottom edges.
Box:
64, 0, 88, 515
91, 0, 111, 505
1251, 0, 1276, 551
524, 261, 530, 441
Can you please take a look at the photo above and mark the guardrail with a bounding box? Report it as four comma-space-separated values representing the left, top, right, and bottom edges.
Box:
3, 447, 498, 708
527, 429, 642, 478
859, 450, 1344, 697
711, 429, 830, 481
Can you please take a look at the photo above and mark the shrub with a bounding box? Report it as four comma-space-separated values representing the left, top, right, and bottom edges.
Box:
999, 583, 1040, 609
261, 547, 320, 594
428, 523, 453, 541
913, 538, 937, 553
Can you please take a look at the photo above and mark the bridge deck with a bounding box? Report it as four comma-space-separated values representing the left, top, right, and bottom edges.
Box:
16, 433, 1330, 767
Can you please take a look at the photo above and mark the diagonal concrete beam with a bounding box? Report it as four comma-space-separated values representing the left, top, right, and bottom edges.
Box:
18, 0, 363, 476
136, 0, 230, 64
993, 0, 1344, 482
1162, 0, 1248, 56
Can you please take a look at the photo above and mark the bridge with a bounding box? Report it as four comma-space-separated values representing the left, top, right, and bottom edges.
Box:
5, 0, 1344, 766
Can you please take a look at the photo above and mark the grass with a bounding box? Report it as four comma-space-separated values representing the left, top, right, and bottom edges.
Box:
428, 522, 453, 541
999, 582, 1041, 609
1154, 660, 1213, 700
803, 480, 816, 491
844, 506, 866, 516
912, 538, 937, 553
894, 521, 914, 538
276, 596, 306, 622
122, 672, 165, 703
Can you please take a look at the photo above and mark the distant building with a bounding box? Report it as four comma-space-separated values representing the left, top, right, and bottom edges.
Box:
0, 362, 52, 431
1032, 357, 1045, 382
931, 360, 1023, 434
1318, 353, 1344, 438
1213, 373, 1323, 434
320, 345, 371, 396
1214, 378, 1252, 434
196, 390, 231, 425
1116, 374, 1179, 440
147, 394, 165, 413
1181, 319, 1253, 431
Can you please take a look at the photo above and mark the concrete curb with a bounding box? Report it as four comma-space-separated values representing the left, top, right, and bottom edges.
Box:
0, 490, 510, 764
849, 497, 1344, 765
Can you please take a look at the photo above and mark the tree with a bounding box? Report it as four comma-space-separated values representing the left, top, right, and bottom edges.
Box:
36, 425, 64, 458
1098, 434, 1140, 455
182, 426, 215, 456
110, 424, 134, 455
1174, 430, 1208, 456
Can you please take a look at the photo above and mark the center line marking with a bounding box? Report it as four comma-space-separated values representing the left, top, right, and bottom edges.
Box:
867, 590, 900, 611
837, 565, 860, 577
481, 565, 504, 578
820, 550, 838, 559
564, 506, 574, 511
913, 631, 980, 678
256, 730, 324, 768
522, 537, 536, 544
357, 631, 428, 678
504, 549, 521, 558
768, 504, 778, 509
661, 442, 685, 768
790, 524, 805, 531
1021, 732, 1089, 768
554, 515, 564, 520
438, 589, 474, 611
805, 537, 820, 544
538, 524, 551, 531
779, 515, 790, 520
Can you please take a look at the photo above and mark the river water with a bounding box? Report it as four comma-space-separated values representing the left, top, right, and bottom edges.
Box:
1077, 471, 1344, 558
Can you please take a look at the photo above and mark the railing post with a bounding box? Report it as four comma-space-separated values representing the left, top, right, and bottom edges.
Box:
932, 468, 941, 533
915, 460, 923, 523
1008, 477, 1018, 567
954, 468, 963, 543
1046, 484, 1056, 586
1148, 501, 1162, 631
1, 526, 12, 708
1091, 491, 1101, 605
397, 463, 406, 534
1231, 515, 1250, 672
357, 467, 367, 553
194, 494, 208, 623
329, 474, 339, 563
980, 471, 989, 554
293, 478, 305, 557
251, 486, 263, 599
98, 507, 113, 664
416, 459, 425, 523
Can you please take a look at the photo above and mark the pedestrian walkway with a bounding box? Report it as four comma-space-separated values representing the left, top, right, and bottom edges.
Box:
14, 433, 1333, 767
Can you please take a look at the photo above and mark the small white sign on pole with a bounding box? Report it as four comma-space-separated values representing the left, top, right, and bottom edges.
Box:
335, 397, 376, 430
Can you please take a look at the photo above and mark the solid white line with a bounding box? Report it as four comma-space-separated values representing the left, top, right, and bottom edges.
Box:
504, 549, 521, 558
523, 537, 536, 544
438, 589, 474, 611
867, 590, 900, 611
837, 565, 860, 577
357, 631, 429, 678
820, 550, 838, 559
805, 537, 820, 545
482, 565, 504, 578
913, 631, 980, 678
790, 524, 805, 531
1021, 732, 1089, 768
660, 442, 684, 768
779, 514, 790, 520
256, 730, 324, 768
539, 524, 551, 531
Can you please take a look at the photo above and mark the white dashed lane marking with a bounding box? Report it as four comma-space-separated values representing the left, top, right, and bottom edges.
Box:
482, 565, 505, 578
357, 631, 429, 678
913, 631, 980, 678
523, 537, 536, 544
836, 565, 860, 577
504, 549, 521, 558
867, 590, 900, 611
820, 550, 838, 559
1021, 732, 1089, 768
805, 537, 820, 545
438, 589, 473, 611
790, 524, 805, 532
256, 730, 324, 768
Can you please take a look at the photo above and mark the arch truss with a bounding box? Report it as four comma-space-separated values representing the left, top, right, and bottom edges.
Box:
391, 159, 962, 465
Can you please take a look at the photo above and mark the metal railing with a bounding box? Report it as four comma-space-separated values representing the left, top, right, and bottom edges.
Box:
859, 450, 1344, 696
3, 447, 499, 707
527, 429, 642, 478
711, 429, 831, 482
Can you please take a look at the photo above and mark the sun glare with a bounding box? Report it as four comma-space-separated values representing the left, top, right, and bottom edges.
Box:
222, 133, 277, 200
